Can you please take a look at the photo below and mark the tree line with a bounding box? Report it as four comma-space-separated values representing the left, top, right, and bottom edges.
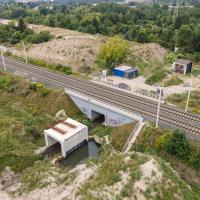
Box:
0, 18, 52, 44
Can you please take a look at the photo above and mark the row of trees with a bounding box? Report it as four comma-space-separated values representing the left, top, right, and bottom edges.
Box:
0, 18, 52, 44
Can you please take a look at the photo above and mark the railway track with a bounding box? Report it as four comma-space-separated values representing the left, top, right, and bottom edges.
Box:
2, 57, 200, 124
0, 57, 200, 136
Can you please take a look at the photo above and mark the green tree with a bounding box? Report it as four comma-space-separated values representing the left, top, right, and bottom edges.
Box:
189, 146, 200, 169
177, 25, 192, 50
98, 37, 129, 69
163, 129, 190, 160
136, 29, 148, 43
10, 31, 22, 44
191, 29, 200, 51
17, 18, 27, 33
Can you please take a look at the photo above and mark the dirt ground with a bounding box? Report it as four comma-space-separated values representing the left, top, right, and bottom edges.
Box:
10, 25, 105, 72
0, 164, 97, 200
92, 73, 200, 99
0, 20, 167, 73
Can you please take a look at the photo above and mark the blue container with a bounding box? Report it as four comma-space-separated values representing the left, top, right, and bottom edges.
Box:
113, 68, 125, 77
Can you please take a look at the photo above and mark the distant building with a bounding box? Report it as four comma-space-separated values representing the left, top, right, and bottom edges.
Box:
172, 59, 192, 75
44, 118, 88, 157
113, 65, 139, 79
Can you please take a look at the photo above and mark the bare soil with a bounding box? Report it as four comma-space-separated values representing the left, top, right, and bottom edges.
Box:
0, 20, 167, 73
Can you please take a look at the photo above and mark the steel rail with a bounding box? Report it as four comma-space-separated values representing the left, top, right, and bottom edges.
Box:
1, 57, 200, 123
1, 57, 200, 124
1, 61, 199, 135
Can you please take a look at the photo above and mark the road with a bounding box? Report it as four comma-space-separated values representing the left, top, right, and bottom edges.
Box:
0, 56, 200, 140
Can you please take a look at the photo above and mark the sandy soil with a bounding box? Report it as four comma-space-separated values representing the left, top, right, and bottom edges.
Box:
133, 159, 163, 200
0, 164, 97, 200
11, 26, 104, 71
130, 42, 167, 63
0, 19, 168, 73
92, 75, 200, 99
91, 170, 131, 199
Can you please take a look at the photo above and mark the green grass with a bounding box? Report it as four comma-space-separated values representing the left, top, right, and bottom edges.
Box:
5, 51, 72, 75
110, 122, 136, 151
145, 69, 167, 85
133, 123, 200, 190
156, 157, 200, 200
78, 145, 200, 199
167, 90, 200, 115
20, 160, 74, 193
0, 70, 82, 172
90, 125, 112, 137
90, 123, 136, 151
77, 146, 126, 199
164, 76, 183, 87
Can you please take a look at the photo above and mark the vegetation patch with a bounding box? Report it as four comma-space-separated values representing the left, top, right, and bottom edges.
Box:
110, 122, 136, 151
167, 90, 200, 115
0, 70, 82, 173
20, 160, 74, 193
164, 76, 183, 87
0, 18, 52, 45
91, 122, 136, 151
1, 3, 199, 59
97, 37, 129, 69
133, 123, 200, 189
5, 51, 73, 75
90, 125, 112, 137
145, 69, 167, 85
78, 144, 199, 200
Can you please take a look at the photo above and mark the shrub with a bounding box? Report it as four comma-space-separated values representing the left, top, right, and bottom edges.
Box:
90, 125, 112, 137
155, 134, 167, 150
55, 63, 72, 75
97, 37, 129, 69
29, 82, 37, 91
164, 76, 183, 87
27, 57, 72, 75
10, 31, 22, 44
29, 82, 49, 96
25, 31, 52, 44
145, 70, 167, 85
189, 146, 200, 169
0, 76, 13, 91
41, 87, 50, 97
163, 129, 190, 160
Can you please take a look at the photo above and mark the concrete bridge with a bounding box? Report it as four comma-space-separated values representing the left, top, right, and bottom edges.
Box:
65, 88, 143, 127
1, 56, 200, 141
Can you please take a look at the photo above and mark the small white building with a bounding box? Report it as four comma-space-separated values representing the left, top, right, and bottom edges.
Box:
102, 70, 108, 77
44, 118, 88, 157
172, 59, 192, 75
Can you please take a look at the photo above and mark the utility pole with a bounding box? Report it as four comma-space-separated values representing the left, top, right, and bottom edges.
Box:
22, 41, 28, 64
156, 87, 163, 128
0, 48, 6, 71
185, 74, 193, 112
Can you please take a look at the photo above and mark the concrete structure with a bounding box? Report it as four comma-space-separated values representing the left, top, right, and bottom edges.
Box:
113, 65, 138, 79
172, 59, 192, 74
65, 88, 143, 127
124, 67, 139, 79
102, 70, 108, 77
44, 118, 88, 157
118, 83, 131, 90
1, 55, 200, 140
